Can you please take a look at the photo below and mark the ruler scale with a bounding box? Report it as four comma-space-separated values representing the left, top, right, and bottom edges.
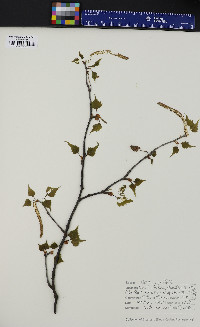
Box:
81, 10, 195, 29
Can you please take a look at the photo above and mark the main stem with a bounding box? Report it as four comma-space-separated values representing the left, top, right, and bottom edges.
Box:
45, 58, 188, 314
50, 61, 93, 314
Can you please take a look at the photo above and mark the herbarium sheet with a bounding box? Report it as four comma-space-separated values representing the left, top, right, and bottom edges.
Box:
0, 28, 200, 327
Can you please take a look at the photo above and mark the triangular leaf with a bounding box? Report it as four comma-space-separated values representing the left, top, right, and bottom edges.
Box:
90, 59, 101, 67
134, 178, 146, 186
23, 199, 32, 207
50, 242, 58, 249
28, 185, 35, 197
91, 123, 102, 133
92, 71, 99, 81
72, 58, 79, 64
87, 142, 99, 157
91, 96, 102, 110
65, 141, 79, 154
39, 241, 49, 251
79, 51, 84, 59
181, 141, 195, 149
170, 146, 179, 157
68, 226, 86, 247
54, 253, 64, 264
117, 199, 133, 207
185, 115, 199, 132
46, 187, 60, 197
42, 200, 51, 211
130, 145, 140, 152
129, 184, 136, 196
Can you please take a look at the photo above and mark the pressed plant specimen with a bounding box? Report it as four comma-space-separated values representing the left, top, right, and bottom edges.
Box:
23, 50, 198, 314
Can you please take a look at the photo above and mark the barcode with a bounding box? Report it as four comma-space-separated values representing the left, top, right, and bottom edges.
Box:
6, 36, 38, 48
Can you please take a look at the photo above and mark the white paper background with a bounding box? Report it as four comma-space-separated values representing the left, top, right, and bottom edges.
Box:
0, 28, 200, 327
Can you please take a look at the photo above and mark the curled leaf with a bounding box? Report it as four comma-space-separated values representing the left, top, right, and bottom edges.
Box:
79, 51, 84, 59
151, 151, 157, 157
129, 178, 145, 197
151, 159, 154, 165
91, 96, 102, 110
91, 123, 102, 133
54, 253, 64, 264
117, 199, 133, 207
72, 58, 79, 64
130, 145, 140, 152
92, 71, 99, 81
50, 242, 58, 249
23, 199, 32, 207
42, 199, 51, 211
65, 141, 79, 154
39, 241, 49, 251
185, 116, 199, 133
87, 142, 99, 157
90, 59, 101, 67
68, 226, 86, 247
46, 187, 60, 197
28, 185, 35, 197
129, 184, 136, 196
181, 141, 195, 149
170, 146, 179, 157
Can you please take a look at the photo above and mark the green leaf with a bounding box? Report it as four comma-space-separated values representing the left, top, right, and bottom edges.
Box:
90, 59, 101, 67
28, 185, 35, 197
72, 58, 79, 64
129, 179, 145, 197
65, 141, 79, 154
92, 71, 99, 81
42, 199, 51, 211
151, 150, 157, 157
151, 159, 153, 165
117, 199, 133, 207
46, 187, 60, 197
181, 141, 195, 149
186, 115, 199, 132
23, 199, 32, 207
50, 242, 58, 249
87, 142, 99, 157
91, 96, 102, 110
39, 241, 49, 251
54, 253, 64, 264
134, 178, 146, 186
129, 184, 136, 196
91, 123, 102, 133
79, 51, 84, 59
170, 146, 179, 157
68, 226, 86, 247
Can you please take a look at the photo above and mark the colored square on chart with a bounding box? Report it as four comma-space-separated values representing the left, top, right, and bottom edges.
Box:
51, 2, 80, 25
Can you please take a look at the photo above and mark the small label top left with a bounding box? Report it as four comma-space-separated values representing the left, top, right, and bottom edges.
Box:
6, 35, 38, 48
